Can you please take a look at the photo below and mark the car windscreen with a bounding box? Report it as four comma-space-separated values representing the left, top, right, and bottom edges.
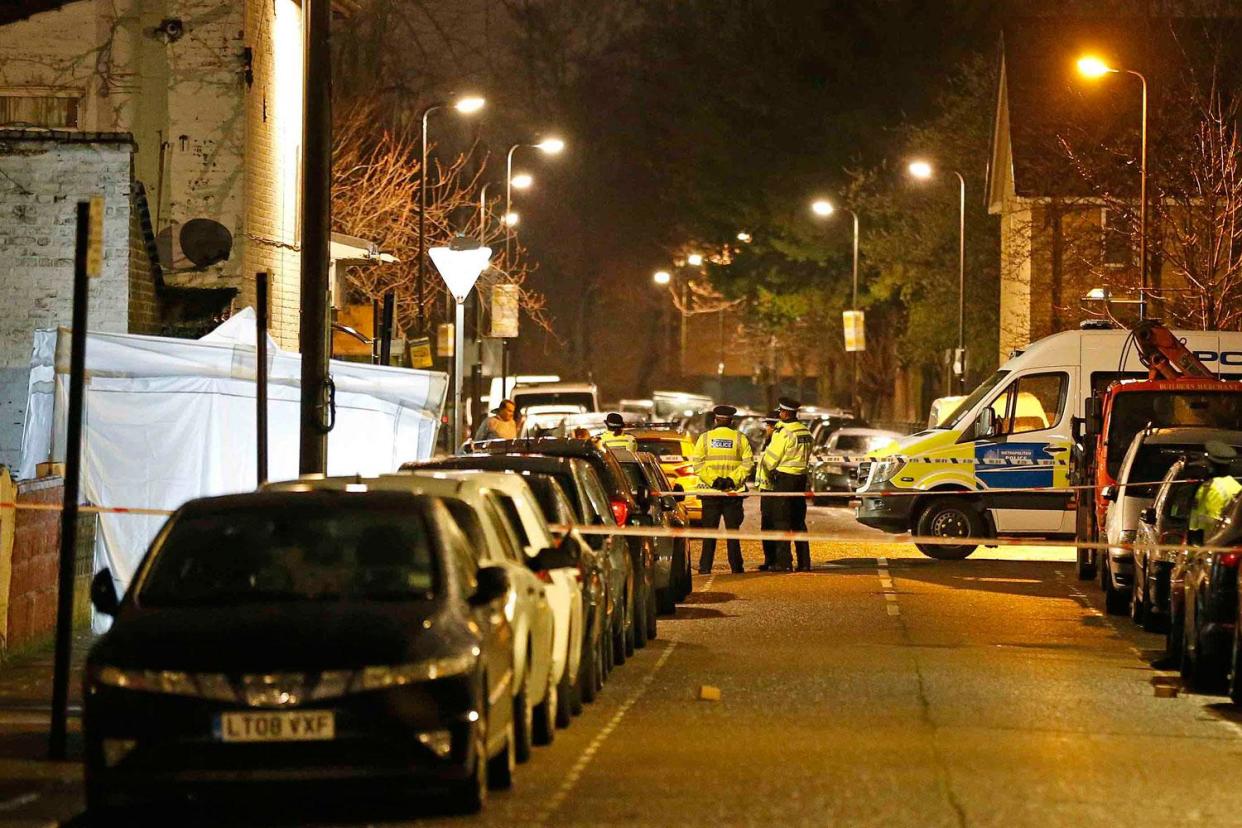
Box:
636, 439, 686, 460
1125, 445, 1207, 495
139, 505, 437, 607
1107, 392, 1242, 477
524, 474, 569, 523
516, 392, 596, 411
831, 435, 876, 452
942, 371, 1008, 430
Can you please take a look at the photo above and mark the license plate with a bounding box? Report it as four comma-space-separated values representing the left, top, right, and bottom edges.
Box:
216, 711, 335, 743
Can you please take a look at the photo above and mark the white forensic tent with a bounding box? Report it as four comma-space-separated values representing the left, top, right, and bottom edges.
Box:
18, 309, 447, 604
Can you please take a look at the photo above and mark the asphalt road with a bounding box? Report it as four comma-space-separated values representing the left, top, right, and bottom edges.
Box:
4, 507, 1242, 826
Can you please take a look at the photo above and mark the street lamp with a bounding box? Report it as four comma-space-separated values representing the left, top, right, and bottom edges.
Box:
907, 159, 967, 393
503, 211, 520, 227
687, 252, 704, 267
418, 94, 486, 333
505, 137, 567, 265
652, 269, 672, 285
1076, 54, 1149, 321
810, 197, 862, 412
736, 231, 752, 243
510, 172, 534, 190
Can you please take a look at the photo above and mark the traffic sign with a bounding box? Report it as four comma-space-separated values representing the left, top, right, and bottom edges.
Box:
843, 310, 865, 352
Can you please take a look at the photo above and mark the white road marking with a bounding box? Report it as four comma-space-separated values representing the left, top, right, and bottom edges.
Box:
0, 792, 40, 813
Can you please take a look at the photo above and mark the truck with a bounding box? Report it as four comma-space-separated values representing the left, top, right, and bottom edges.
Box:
856, 323, 1242, 560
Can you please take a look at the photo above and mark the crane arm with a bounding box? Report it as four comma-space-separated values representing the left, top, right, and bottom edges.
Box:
1132, 321, 1215, 380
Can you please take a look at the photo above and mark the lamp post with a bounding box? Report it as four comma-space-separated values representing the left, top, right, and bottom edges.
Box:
1077, 55, 1149, 321
417, 95, 485, 335
908, 161, 967, 393
810, 198, 862, 411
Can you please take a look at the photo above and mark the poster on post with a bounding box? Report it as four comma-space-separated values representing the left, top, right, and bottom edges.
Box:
490, 284, 520, 339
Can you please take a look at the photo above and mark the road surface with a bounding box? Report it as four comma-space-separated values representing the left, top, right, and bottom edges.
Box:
3, 507, 1240, 826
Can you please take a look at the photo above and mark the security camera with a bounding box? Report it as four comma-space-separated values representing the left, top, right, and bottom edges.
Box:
156, 18, 185, 42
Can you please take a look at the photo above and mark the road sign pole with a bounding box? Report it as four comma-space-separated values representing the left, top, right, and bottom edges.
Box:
454, 299, 465, 448
49, 200, 94, 760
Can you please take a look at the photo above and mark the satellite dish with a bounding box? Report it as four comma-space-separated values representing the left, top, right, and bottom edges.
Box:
179, 219, 233, 268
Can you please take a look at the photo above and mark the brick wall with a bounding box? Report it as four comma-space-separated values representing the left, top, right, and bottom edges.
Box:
128, 190, 162, 334
0, 137, 134, 471
242, 0, 303, 349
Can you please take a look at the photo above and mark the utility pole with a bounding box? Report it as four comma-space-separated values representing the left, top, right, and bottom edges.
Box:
299, 0, 332, 474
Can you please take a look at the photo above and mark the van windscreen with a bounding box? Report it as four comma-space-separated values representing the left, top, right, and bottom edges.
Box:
1107, 391, 1242, 477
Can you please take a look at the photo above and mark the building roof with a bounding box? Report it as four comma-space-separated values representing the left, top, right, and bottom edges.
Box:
990, 15, 1242, 205
0, 128, 134, 145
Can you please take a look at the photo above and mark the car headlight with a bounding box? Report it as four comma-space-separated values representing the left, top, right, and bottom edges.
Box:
93, 667, 199, 697
356, 653, 476, 692
870, 457, 904, 485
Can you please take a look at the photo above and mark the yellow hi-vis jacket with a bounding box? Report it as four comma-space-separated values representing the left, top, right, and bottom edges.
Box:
762, 420, 812, 476
1190, 476, 1242, 533
691, 426, 753, 489
598, 431, 637, 452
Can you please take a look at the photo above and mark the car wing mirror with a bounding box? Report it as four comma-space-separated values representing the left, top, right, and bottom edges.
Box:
534, 537, 580, 571
91, 569, 120, 616
974, 408, 996, 440
1102, 485, 1117, 502
1139, 506, 1156, 525
660, 494, 678, 510
470, 566, 510, 606
1187, 528, 1205, 547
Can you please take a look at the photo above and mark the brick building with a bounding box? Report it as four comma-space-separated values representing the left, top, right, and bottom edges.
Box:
0, 0, 315, 470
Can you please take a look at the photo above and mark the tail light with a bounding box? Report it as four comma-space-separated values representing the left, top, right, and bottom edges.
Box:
1220, 552, 1240, 568
610, 498, 629, 526
535, 570, 554, 584
672, 464, 694, 477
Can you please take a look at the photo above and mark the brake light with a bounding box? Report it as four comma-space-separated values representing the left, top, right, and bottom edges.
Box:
535, 570, 554, 584
1220, 553, 1240, 568
672, 464, 694, 477
610, 499, 629, 526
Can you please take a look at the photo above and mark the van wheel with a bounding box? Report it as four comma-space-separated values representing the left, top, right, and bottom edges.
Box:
914, 498, 981, 560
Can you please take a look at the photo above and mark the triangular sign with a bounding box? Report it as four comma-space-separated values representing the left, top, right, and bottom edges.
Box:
429, 246, 492, 303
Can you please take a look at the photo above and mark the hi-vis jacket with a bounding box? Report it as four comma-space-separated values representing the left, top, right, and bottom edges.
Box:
691, 426, 754, 488
598, 432, 638, 452
762, 420, 812, 475
1191, 476, 1242, 533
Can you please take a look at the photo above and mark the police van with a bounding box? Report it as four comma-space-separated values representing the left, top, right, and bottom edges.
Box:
856, 328, 1242, 559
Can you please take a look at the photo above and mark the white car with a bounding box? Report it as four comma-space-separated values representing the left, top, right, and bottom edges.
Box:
406, 469, 585, 736
1102, 426, 1242, 615
263, 473, 560, 759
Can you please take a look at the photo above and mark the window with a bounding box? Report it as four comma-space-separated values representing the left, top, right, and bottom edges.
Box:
581, 468, 616, 525
495, 495, 532, 549
443, 499, 492, 564
484, 494, 529, 558
0, 93, 79, 128
1102, 208, 1133, 268
983, 372, 1067, 436
479, 497, 522, 563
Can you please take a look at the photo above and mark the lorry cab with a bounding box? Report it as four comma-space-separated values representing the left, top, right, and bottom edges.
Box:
857, 327, 1242, 560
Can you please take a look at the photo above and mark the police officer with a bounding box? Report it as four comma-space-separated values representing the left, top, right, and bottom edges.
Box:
691, 405, 754, 574
756, 410, 780, 572
598, 412, 638, 452
1190, 441, 1242, 534
762, 397, 813, 571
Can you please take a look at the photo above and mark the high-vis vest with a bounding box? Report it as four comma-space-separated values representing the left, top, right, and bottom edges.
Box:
755, 433, 775, 490
763, 420, 812, 475
1190, 476, 1242, 533
691, 426, 754, 488
599, 432, 638, 452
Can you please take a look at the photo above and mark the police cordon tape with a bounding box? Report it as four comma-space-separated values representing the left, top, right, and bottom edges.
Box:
549, 522, 1242, 557
656, 477, 1208, 498
0, 501, 173, 516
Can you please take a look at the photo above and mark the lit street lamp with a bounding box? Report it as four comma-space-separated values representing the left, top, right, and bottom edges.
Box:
504, 137, 565, 265
418, 95, 486, 334
503, 211, 520, 227
1076, 54, 1149, 321
510, 172, 534, 190
810, 197, 862, 412
907, 159, 967, 393
687, 252, 704, 267
736, 231, 752, 243
653, 269, 672, 285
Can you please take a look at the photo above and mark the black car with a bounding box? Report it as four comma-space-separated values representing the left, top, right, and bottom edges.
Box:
462, 439, 658, 656
613, 448, 692, 614
1179, 488, 1242, 692
408, 452, 633, 672
84, 490, 517, 815
1133, 457, 1206, 633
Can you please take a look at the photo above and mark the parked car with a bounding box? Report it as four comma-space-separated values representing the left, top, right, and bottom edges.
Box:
464, 438, 657, 658
1132, 456, 1208, 632
629, 428, 703, 525
265, 473, 568, 758
1101, 427, 1242, 615
407, 453, 628, 677
613, 449, 692, 613
809, 427, 903, 503
84, 490, 518, 815
1180, 487, 1242, 693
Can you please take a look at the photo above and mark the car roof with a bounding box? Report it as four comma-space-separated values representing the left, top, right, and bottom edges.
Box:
514, 382, 596, 393
627, 428, 688, 440
185, 487, 424, 515
411, 454, 578, 475
467, 437, 603, 458
1136, 427, 1242, 446
831, 427, 902, 438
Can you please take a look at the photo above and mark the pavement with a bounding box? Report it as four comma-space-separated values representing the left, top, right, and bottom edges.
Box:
2, 507, 1241, 825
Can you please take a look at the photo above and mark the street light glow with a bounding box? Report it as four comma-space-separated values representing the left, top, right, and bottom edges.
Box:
907, 160, 934, 180
536, 137, 566, 154
454, 95, 486, 114
503, 211, 520, 227
737, 231, 752, 243
653, 270, 672, 285
687, 253, 704, 267
811, 199, 834, 217
1076, 55, 1116, 79
511, 172, 534, 190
